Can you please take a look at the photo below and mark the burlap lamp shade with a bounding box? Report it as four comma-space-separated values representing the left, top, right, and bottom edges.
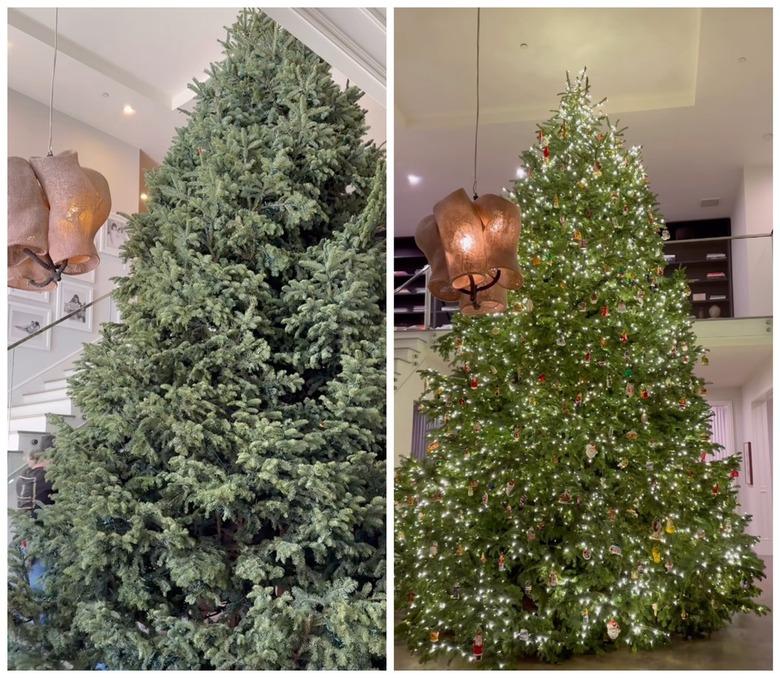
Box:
8, 157, 50, 267
414, 214, 460, 301
8, 254, 58, 292
459, 281, 507, 316
474, 194, 522, 290
30, 151, 111, 274
433, 188, 488, 290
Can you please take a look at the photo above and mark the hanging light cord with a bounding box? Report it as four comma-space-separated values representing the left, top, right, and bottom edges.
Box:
471, 8, 481, 200
47, 7, 59, 157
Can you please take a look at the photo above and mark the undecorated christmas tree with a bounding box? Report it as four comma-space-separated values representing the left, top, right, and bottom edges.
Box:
9, 10, 385, 670
395, 71, 766, 666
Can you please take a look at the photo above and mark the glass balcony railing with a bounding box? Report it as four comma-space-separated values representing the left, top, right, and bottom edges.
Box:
394, 232, 772, 331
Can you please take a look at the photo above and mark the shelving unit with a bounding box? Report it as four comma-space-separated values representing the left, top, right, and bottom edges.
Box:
394, 236, 455, 330
662, 218, 733, 319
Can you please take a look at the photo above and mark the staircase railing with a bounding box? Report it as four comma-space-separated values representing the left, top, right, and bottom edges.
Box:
8, 291, 113, 351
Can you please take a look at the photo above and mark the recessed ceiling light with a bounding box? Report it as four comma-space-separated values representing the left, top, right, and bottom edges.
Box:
700, 198, 720, 208
140, 193, 148, 202
123, 104, 136, 115
519, 43, 528, 49
737, 56, 748, 63
102, 91, 110, 98
515, 166, 527, 179
407, 174, 422, 186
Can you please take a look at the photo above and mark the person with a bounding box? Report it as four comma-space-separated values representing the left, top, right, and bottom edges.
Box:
16, 435, 56, 592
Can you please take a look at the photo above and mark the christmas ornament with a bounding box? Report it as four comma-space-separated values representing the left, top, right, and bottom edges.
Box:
470, 376, 479, 390
553, 194, 560, 208
538, 373, 546, 383
600, 305, 609, 317
652, 546, 662, 564
498, 552, 506, 571
625, 383, 635, 397
472, 631, 484, 661
681, 609, 688, 620
518, 629, 530, 643
456, 544, 465, 556
532, 255, 542, 266
585, 443, 598, 460
505, 480, 516, 495
407, 591, 416, 603
619, 331, 629, 344
427, 440, 440, 453
430, 630, 440, 643
712, 483, 720, 496
482, 492, 489, 507
652, 602, 658, 616
730, 469, 740, 479
527, 528, 536, 542
606, 619, 621, 640
665, 559, 674, 572
548, 571, 559, 587
452, 584, 461, 599
584, 351, 592, 363
582, 547, 592, 561
617, 301, 627, 313
609, 545, 622, 556
640, 388, 650, 400
556, 335, 566, 346
582, 608, 590, 623
430, 542, 438, 557
618, 457, 629, 469
607, 508, 618, 523
543, 146, 550, 159
468, 480, 478, 496
650, 520, 663, 540
626, 430, 638, 441
665, 518, 676, 534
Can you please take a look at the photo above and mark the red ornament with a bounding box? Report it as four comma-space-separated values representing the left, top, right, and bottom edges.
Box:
459, 398, 465, 406
584, 352, 591, 363
538, 374, 546, 383
543, 146, 550, 159
640, 388, 650, 400
730, 469, 740, 479
712, 483, 720, 496
619, 332, 629, 344
470, 377, 478, 390
407, 591, 416, 603
700, 451, 708, 463
473, 631, 484, 661
600, 305, 610, 317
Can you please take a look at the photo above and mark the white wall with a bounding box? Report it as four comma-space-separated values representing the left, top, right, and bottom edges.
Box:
731, 165, 772, 318
8, 89, 140, 399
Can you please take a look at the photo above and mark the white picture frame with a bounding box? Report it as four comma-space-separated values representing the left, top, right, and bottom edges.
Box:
9, 302, 51, 351
99, 214, 129, 257
109, 295, 123, 324
9, 286, 51, 304
56, 279, 93, 333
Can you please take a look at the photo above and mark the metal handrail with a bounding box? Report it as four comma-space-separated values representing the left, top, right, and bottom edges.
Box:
394, 265, 430, 294
8, 291, 113, 351
664, 232, 772, 245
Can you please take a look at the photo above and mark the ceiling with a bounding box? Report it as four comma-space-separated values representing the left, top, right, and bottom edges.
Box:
695, 344, 772, 388
8, 8, 386, 163
395, 7, 772, 235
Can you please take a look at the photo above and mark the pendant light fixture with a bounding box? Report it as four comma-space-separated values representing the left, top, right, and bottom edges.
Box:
8, 8, 111, 291
415, 8, 522, 316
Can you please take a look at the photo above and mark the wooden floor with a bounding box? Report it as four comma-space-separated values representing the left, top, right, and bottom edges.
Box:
394, 557, 772, 670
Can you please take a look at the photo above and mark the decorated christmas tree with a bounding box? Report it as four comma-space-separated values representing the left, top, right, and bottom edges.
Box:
9, 10, 386, 670
395, 71, 766, 666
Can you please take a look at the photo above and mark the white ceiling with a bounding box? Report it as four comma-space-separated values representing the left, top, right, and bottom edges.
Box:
8, 8, 386, 163
395, 7, 772, 235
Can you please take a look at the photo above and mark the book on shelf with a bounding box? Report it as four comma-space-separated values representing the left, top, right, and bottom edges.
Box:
692, 292, 707, 302
706, 271, 726, 279
705, 253, 727, 261
709, 294, 727, 301
663, 254, 676, 263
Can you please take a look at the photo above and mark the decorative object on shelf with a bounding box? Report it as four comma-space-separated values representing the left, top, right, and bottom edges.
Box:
56, 278, 94, 333
99, 214, 129, 257
7, 8, 111, 294
8, 302, 52, 351
708, 304, 722, 318
413, 9, 522, 316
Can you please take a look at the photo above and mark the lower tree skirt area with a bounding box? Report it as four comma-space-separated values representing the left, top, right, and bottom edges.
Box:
395, 556, 772, 670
